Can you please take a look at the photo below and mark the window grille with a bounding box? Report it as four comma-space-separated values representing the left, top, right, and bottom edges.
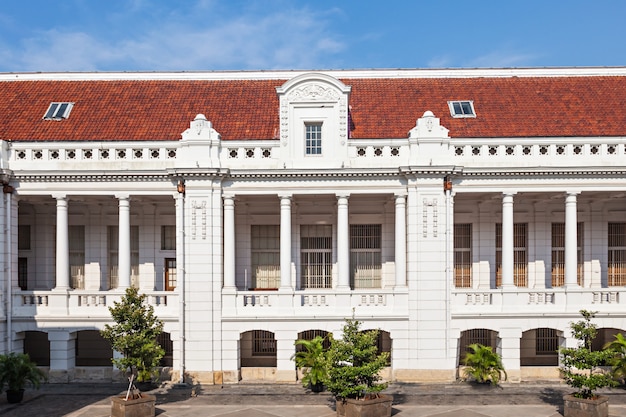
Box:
69, 225, 85, 290
495, 223, 528, 287
454, 224, 472, 287
296, 330, 331, 351
18, 258, 28, 290
157, 333, 174, 367
535, 328, 559, 355
305, 123, 322, 155
251, 225, 280, 289
608, 223, 626, 286
252, 330, 276, 356
350, 224, 382, 289
551, 223, 583, 287
161, 225, 176, 250
301, 225, 332, 289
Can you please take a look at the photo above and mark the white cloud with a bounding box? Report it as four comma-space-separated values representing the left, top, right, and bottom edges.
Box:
2, 4, 347, 71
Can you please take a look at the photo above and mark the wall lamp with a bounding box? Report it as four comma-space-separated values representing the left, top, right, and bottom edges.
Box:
443, 175, 452, 192
177, 180, 186, 195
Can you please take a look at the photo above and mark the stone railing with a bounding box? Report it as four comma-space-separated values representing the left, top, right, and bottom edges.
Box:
452, 287, 625, 316
224, 289, 407, 319
12, 290, 178, 318
452, 138, 626, 168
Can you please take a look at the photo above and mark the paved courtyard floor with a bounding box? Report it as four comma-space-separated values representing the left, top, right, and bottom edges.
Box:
0, 382, 624, 416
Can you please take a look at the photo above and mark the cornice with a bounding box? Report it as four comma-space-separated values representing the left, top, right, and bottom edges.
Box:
458, 167, 626, 177
14, 168, 227, 182
3, 67, 626, 82
228, 168, 400, 179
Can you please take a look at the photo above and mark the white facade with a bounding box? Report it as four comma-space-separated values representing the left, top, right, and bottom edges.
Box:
0, 69, 625, 384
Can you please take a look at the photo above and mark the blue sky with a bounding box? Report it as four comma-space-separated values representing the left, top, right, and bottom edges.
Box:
0, 0, 624, 72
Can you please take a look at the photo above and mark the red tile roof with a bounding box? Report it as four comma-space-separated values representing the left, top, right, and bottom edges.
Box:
1, 74, 625, 141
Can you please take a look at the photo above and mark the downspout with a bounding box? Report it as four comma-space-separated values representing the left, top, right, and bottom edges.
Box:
176, 180, 186, 384
5, 187, 12, 353
444, 176, 453, 361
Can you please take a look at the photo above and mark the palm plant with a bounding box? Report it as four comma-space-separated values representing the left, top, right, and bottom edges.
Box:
604, 333, 626, 384
0, 353, 46, 403
462, 343, 507, 385
292, 336, 328, 391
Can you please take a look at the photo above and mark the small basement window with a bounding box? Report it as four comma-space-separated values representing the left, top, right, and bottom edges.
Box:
448, 101, 476, 118
43, 102, 74, 120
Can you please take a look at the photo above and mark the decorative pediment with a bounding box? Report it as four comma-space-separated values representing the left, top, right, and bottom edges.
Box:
287, 83, 341, 102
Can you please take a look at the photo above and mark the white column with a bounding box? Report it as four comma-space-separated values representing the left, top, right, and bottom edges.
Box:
394, 194, 407, 288
501, 193, 515, 288
117, 195, 131, 289
279, 195, 292, 290
48, 331, 76, 383
336, 194, 350, 290
54, 195, 70, 290
223, 196, 236, 289
565, 192, 579, 288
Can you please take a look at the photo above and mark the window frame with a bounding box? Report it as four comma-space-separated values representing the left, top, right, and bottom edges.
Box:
43, 102, 74, 120
608, 222, 626, 286
454, 223, 472, 288
304, 122, 323, 156
300, 224, 332, 289
448, 100, 476, 118
350, 224, 382, 289
251, 225, 281, 289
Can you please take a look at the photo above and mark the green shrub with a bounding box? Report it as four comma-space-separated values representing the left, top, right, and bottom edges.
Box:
325, 318, 389, 400
560, 310, 617, 399
101, 287, 165, 382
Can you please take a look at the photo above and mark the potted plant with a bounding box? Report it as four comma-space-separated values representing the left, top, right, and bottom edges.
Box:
326, 318, 391, 417
0, 352, 46, 403
604, 333, 626, 385
292, 335, 328, 392
462, 343, 507, 386
560, 310, 617, 417
101, 287, 164, 417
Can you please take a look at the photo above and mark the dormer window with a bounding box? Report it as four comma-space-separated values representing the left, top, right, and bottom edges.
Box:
43, 102, 74, 120
448, 101, 475, 118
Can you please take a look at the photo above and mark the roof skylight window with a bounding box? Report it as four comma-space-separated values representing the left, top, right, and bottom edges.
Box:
43, 102, 74, 120
448, 100, 476, 118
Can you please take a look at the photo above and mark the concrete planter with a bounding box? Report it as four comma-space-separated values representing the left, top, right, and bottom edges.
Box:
336, 394, 393, 417
111, 394, 156, 417
563, 394, 609, 417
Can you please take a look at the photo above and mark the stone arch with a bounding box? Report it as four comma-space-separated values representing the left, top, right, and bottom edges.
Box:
240, 330, 277, 367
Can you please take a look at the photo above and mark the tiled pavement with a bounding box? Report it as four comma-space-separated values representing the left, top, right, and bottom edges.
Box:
0, 382, 624, 417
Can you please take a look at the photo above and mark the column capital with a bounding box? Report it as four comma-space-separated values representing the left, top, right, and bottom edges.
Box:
278, 194, 293, 200
51, 193, 67, 201
336, 193, 350, 200
115, 193, 130, 201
